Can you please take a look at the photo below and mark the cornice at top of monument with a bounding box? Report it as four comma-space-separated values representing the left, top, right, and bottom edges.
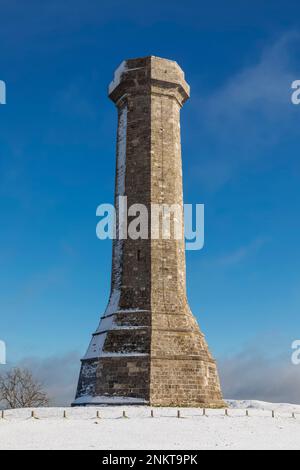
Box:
108, 56, 190, 106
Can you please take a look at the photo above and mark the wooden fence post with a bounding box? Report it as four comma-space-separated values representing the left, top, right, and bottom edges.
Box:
31, 410, 38, 419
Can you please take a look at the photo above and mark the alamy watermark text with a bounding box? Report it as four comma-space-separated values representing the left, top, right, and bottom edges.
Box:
0, 80, 6, 104
96, 197, 204, 251
0, 340, 6, 365
291, 340, 300, 365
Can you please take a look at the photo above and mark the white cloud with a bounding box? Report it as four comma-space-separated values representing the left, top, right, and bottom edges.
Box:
1, 352, 81, 406
219, 343, 300, 404
207, 33, 298, 119
2, 343, 300, 406
215, 238, 268, 267
190, 32, 300, 190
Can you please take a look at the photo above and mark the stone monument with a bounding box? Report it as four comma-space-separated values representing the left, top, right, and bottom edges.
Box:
73, 56, 225, 408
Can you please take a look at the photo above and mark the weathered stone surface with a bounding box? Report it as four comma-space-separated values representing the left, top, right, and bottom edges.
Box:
73, 56, 225, 408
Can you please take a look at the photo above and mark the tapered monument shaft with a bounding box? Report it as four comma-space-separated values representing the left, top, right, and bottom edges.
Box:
74, 56, 225, 407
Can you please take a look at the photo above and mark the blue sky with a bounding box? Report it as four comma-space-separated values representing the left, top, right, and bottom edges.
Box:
1, 0, 300, 403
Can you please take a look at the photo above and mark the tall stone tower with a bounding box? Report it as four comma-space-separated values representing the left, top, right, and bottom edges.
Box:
73, 56, 225, 407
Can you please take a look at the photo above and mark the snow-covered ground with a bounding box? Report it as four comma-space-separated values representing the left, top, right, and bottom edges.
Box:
0, 401, 300, 450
